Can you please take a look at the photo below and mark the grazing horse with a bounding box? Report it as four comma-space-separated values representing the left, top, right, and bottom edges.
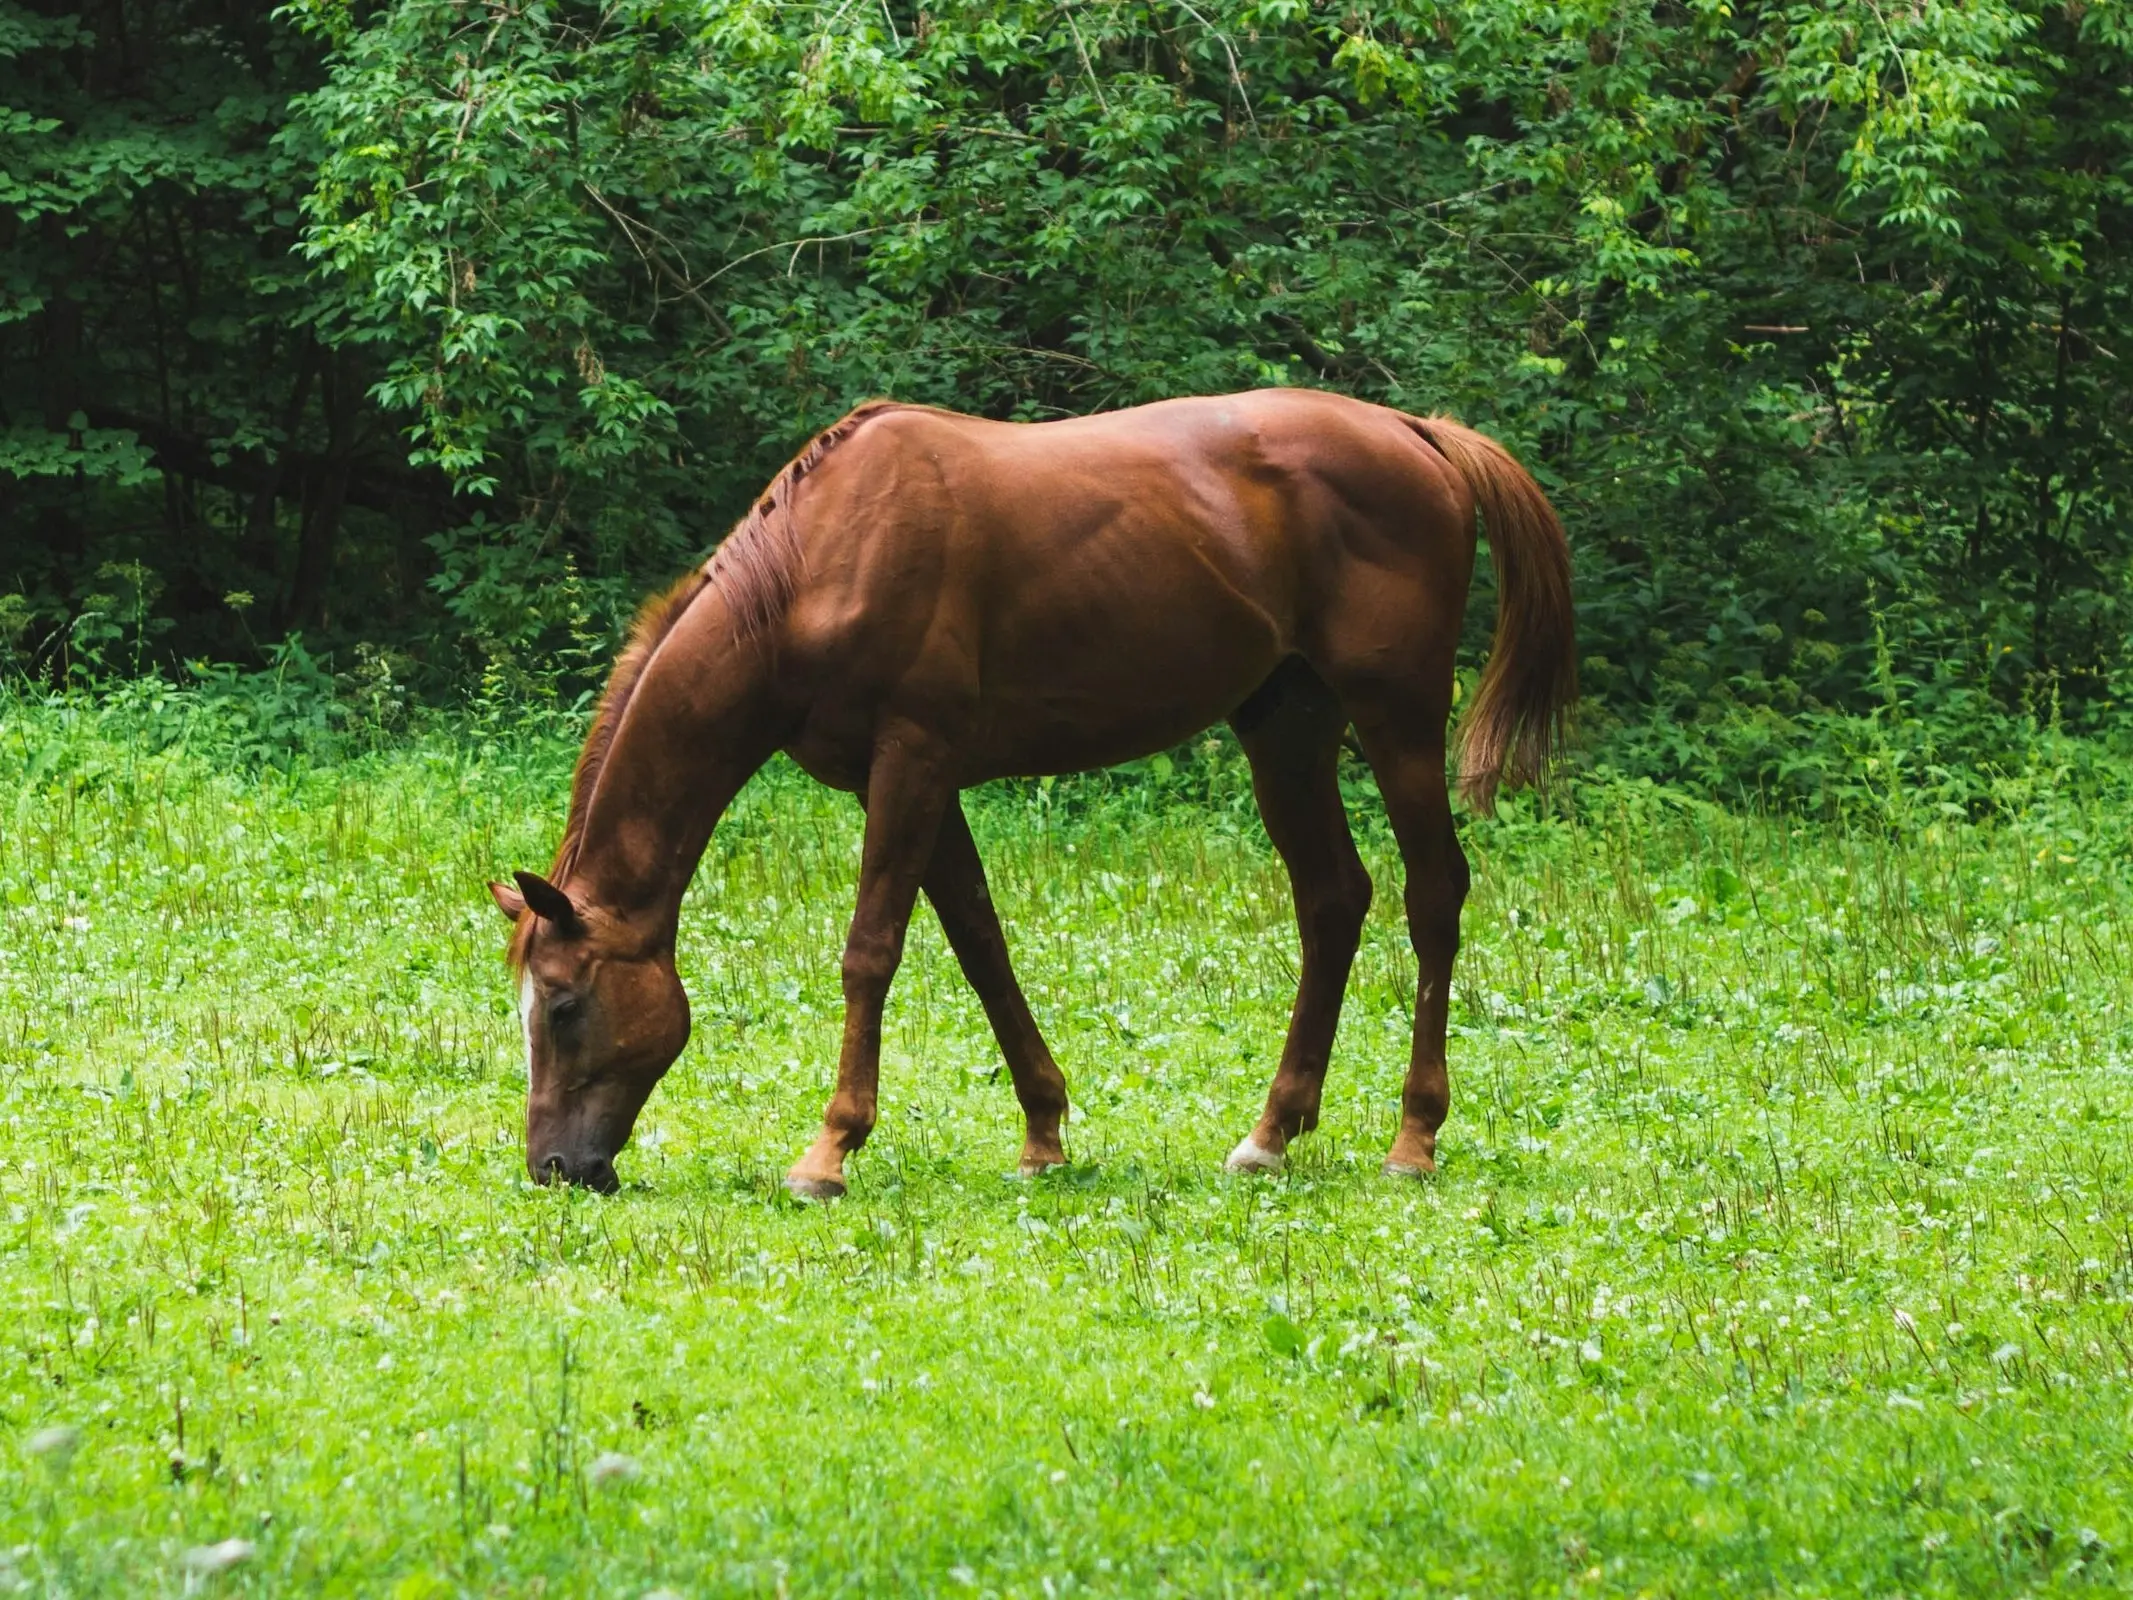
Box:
489, 389, 1575, 1197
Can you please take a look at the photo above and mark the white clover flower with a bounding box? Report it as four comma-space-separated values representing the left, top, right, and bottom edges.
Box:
180, 1539, 254, 1575
26, 1426, 80, 1464
588, 1452, 641, 1488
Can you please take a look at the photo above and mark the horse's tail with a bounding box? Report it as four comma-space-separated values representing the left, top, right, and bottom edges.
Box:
1406, 415, 1577, 814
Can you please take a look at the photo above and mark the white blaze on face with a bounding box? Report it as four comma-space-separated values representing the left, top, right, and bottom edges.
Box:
518, 970, 537, 1085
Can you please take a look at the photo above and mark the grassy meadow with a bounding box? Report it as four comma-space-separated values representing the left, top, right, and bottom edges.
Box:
2, 695, 2131, 1597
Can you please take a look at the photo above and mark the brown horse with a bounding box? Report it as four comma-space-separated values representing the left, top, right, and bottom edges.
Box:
488, 389, 1574, 1197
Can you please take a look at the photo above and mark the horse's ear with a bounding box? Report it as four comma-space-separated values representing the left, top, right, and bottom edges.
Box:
488, 880, 527, 920
511, 870, 582, 929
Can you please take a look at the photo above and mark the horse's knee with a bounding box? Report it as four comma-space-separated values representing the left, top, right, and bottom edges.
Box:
1339, 859, 1376, 931
840, 929, 902, 1001
1302, 861, 1373, 953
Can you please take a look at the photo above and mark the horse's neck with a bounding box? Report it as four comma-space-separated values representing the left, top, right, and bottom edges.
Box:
572, 606, 783, 924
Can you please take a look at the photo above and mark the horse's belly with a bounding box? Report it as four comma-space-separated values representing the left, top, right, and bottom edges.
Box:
961, 591, 1286, 779
962, 693, 1250, 781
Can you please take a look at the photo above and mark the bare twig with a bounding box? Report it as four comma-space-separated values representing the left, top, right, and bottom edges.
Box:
1861, 0, 1914, 103
1171, 0, 1257, 131
1063, 7, 1111, 115
582, 183, 734, 335
698, 226, 904, 287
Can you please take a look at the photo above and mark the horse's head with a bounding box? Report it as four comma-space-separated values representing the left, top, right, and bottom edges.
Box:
488, 870, 690, 1192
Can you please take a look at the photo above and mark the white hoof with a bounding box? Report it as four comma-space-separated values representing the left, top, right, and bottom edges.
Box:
1381, 1159, 1432, 1180
1225, 1136, 1284, 1175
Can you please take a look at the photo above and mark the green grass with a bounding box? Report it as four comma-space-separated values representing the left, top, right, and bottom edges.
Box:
3, 697, 2131, 1597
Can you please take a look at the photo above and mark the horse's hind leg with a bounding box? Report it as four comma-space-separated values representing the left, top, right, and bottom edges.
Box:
923, 798, 1070, 1174
1225, 662, 1374, 1175
1346, 714, 1468, 1177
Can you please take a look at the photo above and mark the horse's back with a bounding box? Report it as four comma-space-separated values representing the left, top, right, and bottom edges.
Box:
778, 390, 1478, 779
805, 387, 1472, 599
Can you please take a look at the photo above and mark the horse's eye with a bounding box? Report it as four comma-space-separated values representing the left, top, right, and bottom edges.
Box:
549, 995, 582, 1025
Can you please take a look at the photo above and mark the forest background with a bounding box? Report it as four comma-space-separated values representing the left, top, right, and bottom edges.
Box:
2, 0, 2129, 804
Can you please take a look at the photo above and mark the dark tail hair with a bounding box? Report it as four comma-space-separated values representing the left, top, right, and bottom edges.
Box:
1407, 416, 1577, 814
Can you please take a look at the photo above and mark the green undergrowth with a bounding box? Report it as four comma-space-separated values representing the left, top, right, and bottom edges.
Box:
2, 695, 2131, 1597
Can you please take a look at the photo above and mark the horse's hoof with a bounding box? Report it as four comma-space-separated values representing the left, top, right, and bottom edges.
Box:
1225, 1136, 1285, 1175
1014, 1158, 1067, 1179
783, 1172, 847, 1201
1381, 1158, 1435, 1180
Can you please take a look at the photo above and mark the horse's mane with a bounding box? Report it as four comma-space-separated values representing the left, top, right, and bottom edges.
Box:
704, 398, 914, 643
509, 399, 912, 969
507, 568, 710, 968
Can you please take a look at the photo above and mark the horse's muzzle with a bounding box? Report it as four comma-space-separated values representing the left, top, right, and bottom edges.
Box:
533, 1150, 620, 1193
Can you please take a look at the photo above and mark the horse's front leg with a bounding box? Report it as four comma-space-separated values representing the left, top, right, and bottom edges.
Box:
785, 723, 955, 1200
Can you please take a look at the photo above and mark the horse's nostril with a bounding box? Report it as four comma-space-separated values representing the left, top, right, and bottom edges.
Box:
533, 1151, 616, 1191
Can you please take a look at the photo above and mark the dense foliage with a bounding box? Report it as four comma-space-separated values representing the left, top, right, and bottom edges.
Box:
4, 0, 2130, 761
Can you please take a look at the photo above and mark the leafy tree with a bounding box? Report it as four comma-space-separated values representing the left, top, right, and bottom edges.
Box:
0, 0, 447, 672
5, 0, 2129, 745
